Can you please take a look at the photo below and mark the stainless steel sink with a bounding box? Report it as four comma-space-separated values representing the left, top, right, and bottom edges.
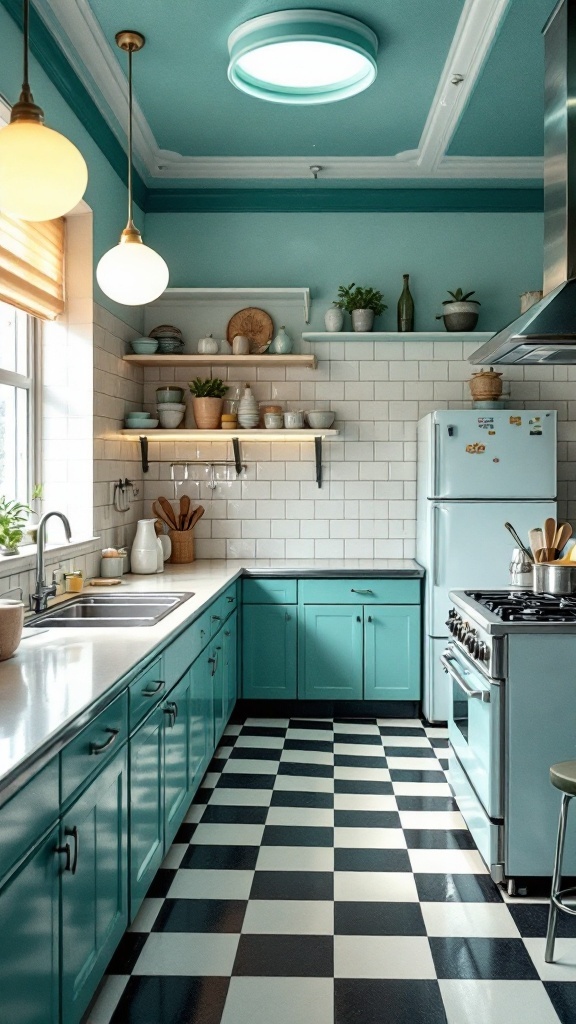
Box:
25, 592, 194, 628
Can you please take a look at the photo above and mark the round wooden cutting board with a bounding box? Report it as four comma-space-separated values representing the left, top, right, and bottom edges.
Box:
226, 307, 274, 353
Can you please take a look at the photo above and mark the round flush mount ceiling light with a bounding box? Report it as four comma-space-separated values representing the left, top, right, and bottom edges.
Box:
227, 9, 378, 104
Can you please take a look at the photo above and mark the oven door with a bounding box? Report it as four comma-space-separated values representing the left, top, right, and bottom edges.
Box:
441, 644, 503, 820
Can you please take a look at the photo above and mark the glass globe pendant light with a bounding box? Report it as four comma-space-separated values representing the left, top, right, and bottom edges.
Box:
96, 31, 168, 306
0, 0, 88, 221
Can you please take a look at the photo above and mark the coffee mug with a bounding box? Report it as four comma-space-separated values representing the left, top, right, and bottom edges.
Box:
232, 335, 250, 355
264, 412, 284, 429
283, 411, 304, 429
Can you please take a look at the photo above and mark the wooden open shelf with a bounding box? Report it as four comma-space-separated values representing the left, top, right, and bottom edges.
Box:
302, 331, 495, 343
123, 353, 317, 368
121, 428, 339, 441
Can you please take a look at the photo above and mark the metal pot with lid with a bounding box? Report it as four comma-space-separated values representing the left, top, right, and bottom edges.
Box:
533, 562, 576, 595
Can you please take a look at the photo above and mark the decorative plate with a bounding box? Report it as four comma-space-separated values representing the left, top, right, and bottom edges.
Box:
226, 307, 273, 353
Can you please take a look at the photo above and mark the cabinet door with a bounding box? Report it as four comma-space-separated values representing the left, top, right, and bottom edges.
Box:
61, 747, 128, 1024
0, 827, 59, 1024
163, 672, 191, 848
222, 610, 238, 727
299, 605, 363, 700
129, 705, 164, 919
364, 605, 421, 700
243, 603, 297, 699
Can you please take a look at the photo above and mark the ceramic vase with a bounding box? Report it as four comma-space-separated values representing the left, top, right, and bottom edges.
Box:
131, 519, 160, 575
269, 326, 293, 354
238, 384, 259, 428
197, 333, 219, 355
324, 307, 344, 332
192, 396, 224, 429
438, 303, 479, 332
352, 308, 374, 332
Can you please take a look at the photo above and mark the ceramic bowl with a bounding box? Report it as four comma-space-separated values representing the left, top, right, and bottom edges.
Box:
130, 338, 158, 355
156, 387, 184, 404
156, 402, 186, 412
306, 410, 335, 429
158, 409, 185, 429
283, 411, 304, 429
126, 417, 158, 429
126, 410, 151, 419
149, 324, 183, 340
157, 337, 185, 354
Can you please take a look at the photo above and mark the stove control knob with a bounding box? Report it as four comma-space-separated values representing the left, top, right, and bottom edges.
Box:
465, 633, 475, 652
472, 639, 480, 659
477, 642, 488, 662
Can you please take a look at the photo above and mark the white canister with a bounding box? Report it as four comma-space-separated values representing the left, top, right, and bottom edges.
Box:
283, 410, 304, 429
232, 334, 250, 355
131, 519, 160, 575
264, 412, 284, 429
100, 556, 124, 578
198, 333, 219, 355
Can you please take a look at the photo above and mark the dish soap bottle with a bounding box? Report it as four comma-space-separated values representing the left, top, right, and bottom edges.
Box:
397, 273, 414, 332
238, 383, 259, 428
269, 325, 293, 354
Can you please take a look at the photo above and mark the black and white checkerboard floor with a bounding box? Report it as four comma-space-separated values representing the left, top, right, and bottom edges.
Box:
88, 717, 576, 1024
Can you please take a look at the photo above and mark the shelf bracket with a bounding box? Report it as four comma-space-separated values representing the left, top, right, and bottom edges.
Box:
232, 437, 242, 476
315, 436, 323, 489
304, 288, 310, 324
139, 436, 149, 474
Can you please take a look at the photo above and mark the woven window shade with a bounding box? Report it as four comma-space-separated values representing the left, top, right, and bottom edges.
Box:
0, 212, 64, 320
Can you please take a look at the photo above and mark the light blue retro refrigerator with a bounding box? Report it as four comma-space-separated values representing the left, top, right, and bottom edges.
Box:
416, 409, 557, 722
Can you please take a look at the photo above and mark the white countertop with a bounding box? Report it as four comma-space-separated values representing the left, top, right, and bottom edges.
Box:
0, 559, 422, 795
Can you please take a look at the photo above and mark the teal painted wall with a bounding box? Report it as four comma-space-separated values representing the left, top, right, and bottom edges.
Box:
0, 7, 144, 331
145, 211, 543, 331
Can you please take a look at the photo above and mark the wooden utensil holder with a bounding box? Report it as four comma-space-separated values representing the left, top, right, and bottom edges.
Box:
168, 529, 195, 564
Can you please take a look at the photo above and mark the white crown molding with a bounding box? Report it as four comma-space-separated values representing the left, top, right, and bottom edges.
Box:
38, 0, 542, 184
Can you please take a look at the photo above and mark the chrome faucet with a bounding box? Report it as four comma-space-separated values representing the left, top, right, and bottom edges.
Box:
30, 511, 72, 613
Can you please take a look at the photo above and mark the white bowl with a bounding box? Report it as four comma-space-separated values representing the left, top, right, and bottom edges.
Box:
306, 410, 335, 429
158, 410, 185, 429
156, 402, 186, 412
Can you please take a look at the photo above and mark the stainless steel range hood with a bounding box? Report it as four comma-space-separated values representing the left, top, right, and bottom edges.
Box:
471, 0, 576, 365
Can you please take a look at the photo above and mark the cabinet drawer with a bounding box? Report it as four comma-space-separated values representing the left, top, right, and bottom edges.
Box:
222, 583, 238, 620
61, 691, 128, 804
208, 595, 227, 638
243, 578, 298, 605
0, 758, 59, 881
164, 611, 211, 689
299, 578, 420, 605
130, 655, 167, 727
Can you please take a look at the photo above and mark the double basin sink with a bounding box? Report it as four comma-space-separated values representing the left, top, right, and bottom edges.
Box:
26, 592, 194, 628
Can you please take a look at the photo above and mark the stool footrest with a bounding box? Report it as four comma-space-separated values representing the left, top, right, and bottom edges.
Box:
552, 885, 576, 916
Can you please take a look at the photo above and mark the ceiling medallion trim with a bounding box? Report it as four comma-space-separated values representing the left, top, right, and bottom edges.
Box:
34, 0, 542, 184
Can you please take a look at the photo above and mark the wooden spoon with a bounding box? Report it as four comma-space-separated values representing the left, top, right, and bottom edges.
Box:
158, 496, 179, 530
543, 517, 557, 554
188, 506, 205, 531
152, 500, 176, 531
554, 522, 573, 554
179, 495, 190, 531
183, 502, 197, 530
529, 528, 544, 560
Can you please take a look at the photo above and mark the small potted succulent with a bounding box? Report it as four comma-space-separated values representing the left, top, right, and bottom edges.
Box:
334, 283, 387, 332
0, 497, 33, 555
188, 377, 228, 429
436, 288, 480, 332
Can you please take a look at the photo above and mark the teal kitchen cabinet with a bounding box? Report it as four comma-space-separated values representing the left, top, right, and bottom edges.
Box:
0, 826, 60, 1024
364, 606, 421, 700
222, 610, 238, 727
129, 704, 164, 918
60, 746, 128, 1024
299, 605, 363, 700
163, 671, 192, 849
243, 602, 297, 699
189, 654, 213, 797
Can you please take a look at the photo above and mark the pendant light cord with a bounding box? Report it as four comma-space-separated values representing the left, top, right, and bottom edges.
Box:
22, 0, 29, 89
126, 44, 134, 230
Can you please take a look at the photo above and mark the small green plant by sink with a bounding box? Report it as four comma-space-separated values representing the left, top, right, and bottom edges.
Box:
0, 497, 33, 555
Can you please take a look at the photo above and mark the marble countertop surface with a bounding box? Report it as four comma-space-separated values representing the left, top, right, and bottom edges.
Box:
0, 558, 423, 797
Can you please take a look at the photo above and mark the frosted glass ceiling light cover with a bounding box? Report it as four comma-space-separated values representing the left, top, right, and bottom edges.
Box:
228, 9, 378, 104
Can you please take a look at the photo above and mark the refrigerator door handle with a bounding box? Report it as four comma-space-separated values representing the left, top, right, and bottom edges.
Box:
433, 421, 440, 497
432, 505, 447, 587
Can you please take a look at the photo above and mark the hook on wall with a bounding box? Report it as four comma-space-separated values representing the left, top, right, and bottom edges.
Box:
309, 165, 323, 180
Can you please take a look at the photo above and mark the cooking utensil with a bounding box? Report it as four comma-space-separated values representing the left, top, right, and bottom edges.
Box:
158, 497, 179, 530
529, 528, 544, 560
152, 500, 177, 531
179, 495, 190, 530
504, 522, 533, 563
183, 503, 197, 530
554, 522, 573, 554
544, 517, 557, 553
188, 506, 205, 530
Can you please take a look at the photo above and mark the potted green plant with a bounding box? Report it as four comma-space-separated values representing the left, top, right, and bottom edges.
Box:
26, 483, 44, 543
334, 283, 387, 332
188, 377, 228, 429
436, 288, 480, 332
0, 497, 33, 555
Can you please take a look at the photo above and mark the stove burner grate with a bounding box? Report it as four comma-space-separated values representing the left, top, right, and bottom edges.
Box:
465, 590, 576, 623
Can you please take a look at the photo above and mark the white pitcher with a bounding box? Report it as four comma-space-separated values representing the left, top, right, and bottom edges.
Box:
131, 519, 159, 575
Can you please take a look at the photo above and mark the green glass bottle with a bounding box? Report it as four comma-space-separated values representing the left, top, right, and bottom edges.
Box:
397, 273, 414, 332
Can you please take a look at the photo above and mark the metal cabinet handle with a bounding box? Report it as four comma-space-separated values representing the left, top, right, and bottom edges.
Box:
200, 628, 206, 637
224, 630, 230, 637
285, 612, 291, 621
351, 588, 374, 595
367, 615, 373, 623
356, 615, 361, 622
226, 596, 234, 603
65, 826, 79, 874
163, 701, 178, 727
55, 842, 71, 872
142, 679, 165, 697
90, 727, 119, 755
208, 649, 219, 677
440, 652, 491, 703
211, 614, 221, 621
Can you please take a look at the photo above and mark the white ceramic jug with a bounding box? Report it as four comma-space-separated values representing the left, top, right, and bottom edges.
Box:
131, 519, 159, 574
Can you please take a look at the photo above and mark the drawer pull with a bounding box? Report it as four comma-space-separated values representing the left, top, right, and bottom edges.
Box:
368, 615, 373, 623
227, 596, 235, 603
65, 826, 79, 874
356, 615, 361, 623
285, 612, 291, 621
208, 650, 219, 677
55, 842, 71, 872
351, 588, 374, 595
142, 680, 165, 697
163, 701, 178, 726
211, 614, 221, 621
90, 727, 119, 755
224, 630, 230, 637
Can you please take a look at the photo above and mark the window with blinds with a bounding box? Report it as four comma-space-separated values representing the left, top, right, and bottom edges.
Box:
0, 213, 64, 321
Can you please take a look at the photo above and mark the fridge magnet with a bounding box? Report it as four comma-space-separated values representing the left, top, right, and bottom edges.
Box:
510, 415, 522, 426
466, 442, 486, 454
478, 416, 494, 429
529, 416, 542, 436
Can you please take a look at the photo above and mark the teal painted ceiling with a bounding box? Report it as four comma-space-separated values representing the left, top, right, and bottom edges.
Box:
86, 0, 464, 158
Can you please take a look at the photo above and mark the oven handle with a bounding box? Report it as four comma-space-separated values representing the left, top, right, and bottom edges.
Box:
440, 651, 491, 703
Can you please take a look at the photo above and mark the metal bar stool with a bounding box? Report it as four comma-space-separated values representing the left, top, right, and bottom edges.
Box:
545, 760, 576, 962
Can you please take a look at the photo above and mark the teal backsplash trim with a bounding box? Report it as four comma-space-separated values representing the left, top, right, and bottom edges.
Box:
0, 0, 147, 210
145, 187, 543, 214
